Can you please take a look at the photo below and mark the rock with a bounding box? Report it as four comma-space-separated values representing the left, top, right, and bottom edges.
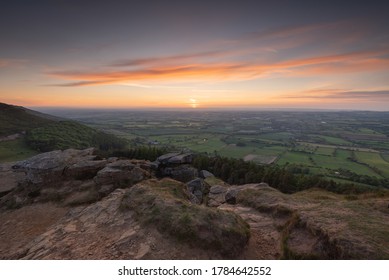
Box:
62, 189, 99, 206
257, 182, 270, 188
157, 152, 194, 165
186, 178, 210, 203
20, 189, 142, 259
149, 161, 160, 170
97, 184, 115, 196
160, 165, 198, 183
167, 153, 193, 164
207, 185, 227, 207
94, 161, 150, 188
188, 193, 201, 204
157, 153, 181, 164
65, 160, 107, 180
225, 188, 240, 205
199, 170, 214, 179
12, 148, 98, 184
106, 160, 136, 170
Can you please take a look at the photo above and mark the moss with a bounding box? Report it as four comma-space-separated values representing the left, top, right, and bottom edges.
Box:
121, 178, 250, 257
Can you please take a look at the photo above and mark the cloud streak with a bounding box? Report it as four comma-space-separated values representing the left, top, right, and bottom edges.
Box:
282, 89, 389, 100
45, 20, 389, 88
109, 50, 226, 67
0, 58, 28, 68
48, 48, 389, 87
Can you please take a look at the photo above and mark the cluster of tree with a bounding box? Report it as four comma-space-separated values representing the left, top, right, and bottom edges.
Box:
106, 146, 169, 161
192, 154, 386, 194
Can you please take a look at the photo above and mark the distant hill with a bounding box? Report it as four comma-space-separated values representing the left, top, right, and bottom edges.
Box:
0, 103, 60, 136
0, 102, 127, 159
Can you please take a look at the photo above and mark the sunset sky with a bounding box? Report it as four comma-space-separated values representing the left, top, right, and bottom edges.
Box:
1, 0, 388, 110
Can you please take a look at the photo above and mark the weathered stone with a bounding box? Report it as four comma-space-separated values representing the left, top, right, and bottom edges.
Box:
167, 153, 193, 164
94, 165, 149, 188
199, 170, 214, 178
12, 148, 97, 184
156, 153, 181, 164
106, 160, 136, 170
65, 160, 107, 179
161, 165, 198, 183
225, 188, 240, 204
257, 182, 270, 188
207, 185, 227, 207
149, 161, 160, 170
97, 184, 115, 196
186, 178, 210, 203
157, 152, 194, 165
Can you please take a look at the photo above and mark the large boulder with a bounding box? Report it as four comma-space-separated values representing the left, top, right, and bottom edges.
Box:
207, 185, 228, 207
94, 160, 150, 191
64, 160, 107, 180
12, 148, 99, 184
157, 152, 194, 165
160, 165, 198, 183
186, 178, 210, 204
199, 170, 214, 179
156, 152, 181, 164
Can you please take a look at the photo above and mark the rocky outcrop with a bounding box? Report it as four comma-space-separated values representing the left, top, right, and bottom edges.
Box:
12, 148, 99, 184
199, 170, 214, 179
186, 178, 210, 204
121, 178, 250, 258
1, 150, 389, 260
160, 165, 198, 183
156, 152, 193, 165
156, 152, 197, 182
94, 160, 150, 188
0, 148, 153, 209
207, 185, 228, 207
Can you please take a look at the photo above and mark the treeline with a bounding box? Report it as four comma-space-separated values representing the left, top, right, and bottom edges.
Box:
192, 154, 387, 194
96, 146, 387, 195
103, 146, 169, 161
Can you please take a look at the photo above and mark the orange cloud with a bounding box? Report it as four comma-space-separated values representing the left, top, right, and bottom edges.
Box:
48, 47, 389, 87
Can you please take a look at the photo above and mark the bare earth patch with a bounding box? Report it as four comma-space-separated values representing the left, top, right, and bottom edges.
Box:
0, 203, 68, 259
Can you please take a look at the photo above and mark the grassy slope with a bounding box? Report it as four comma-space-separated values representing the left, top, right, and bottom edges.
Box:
0, 103, 54, 136
121, 178, 250, 257
0, 139, 38, 163
0, 102, 126, 161
237, 186, 389, 259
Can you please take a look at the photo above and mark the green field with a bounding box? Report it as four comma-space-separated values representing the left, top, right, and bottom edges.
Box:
276, 151, 312, 166
355, 151, 389, 178
15, 109, 389, 189
0, 139, 38, 163
319, 135, 353, 145
382, 153, 389, 163
313, 152, 380, 177
276, 148, 382, 178
315, 147, 335, 156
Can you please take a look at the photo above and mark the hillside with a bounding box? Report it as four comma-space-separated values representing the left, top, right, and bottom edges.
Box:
0, 103, 58, 136
0, 102, 126, 162
0, 149, 388, 259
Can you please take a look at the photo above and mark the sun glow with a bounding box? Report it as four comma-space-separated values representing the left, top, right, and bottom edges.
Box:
189, 98, 198, 108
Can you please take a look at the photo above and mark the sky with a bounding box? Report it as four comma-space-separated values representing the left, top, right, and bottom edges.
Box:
0, 0, 389, 110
